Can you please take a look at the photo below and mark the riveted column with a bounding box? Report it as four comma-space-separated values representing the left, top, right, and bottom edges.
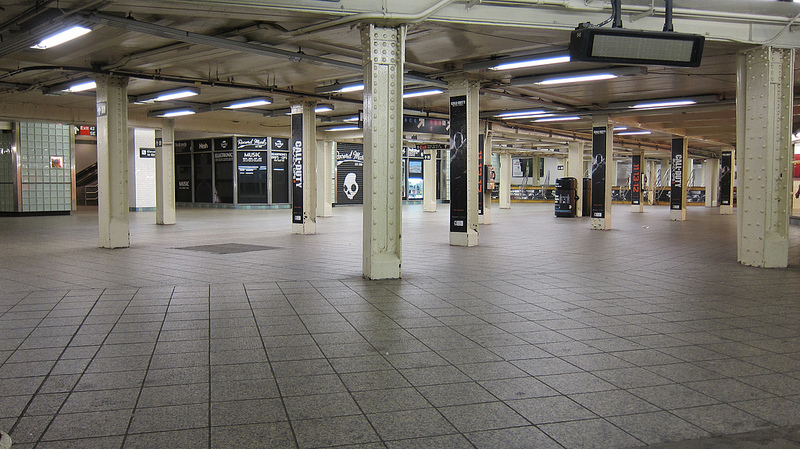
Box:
704, 157, 720, 208
568, 140, 584, 217
95, 75, 130, 248
669, 137, 688, 221
736, 47, 794, 268
316, 139, 333, 218
291, 101, 317, 234
362, 24, 404, 279
590, 115, 613, 230
423, 147, 437, 212
448, 78, 480, 247
499, 152, 511, 209
480, 129, 493, 224
155, 119, 176, 225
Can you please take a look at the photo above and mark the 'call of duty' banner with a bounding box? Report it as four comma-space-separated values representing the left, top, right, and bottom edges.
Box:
720, 150, 732, 206
449, 96, 467, 233
291, 112, 303, 224
670, 138, 684, 211
631, 154, 641, 206
478, 134, 484, 216
591, 127, 607, 218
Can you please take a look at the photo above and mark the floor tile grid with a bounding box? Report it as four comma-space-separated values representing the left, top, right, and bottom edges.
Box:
3, 289, 131, 447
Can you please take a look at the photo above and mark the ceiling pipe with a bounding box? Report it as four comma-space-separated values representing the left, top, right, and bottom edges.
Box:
288, 0, 456, 36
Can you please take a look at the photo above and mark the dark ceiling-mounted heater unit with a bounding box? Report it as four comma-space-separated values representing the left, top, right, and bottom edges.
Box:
569, 0, 705, 67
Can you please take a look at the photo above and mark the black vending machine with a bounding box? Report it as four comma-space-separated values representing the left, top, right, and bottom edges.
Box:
555, 177, 578, 217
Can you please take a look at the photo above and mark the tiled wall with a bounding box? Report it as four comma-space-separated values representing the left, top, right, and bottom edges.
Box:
16, 122, 73, 213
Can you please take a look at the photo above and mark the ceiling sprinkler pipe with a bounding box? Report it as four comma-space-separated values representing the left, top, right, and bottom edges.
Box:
663, 0, 674, 31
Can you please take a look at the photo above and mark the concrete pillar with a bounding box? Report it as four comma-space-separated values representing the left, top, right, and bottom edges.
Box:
448, 78, 480, 247
705, 158, 720, 207
567, 141, 584, 217
423, 149, 436, 212
670, 137, 688, 221
95, 75, 130, 248
499, 152, 511, 209
362, 24, 404, 279
590, 115, 613, 230
316, 140, 333, 217
291, 102, 317, 234
155, 119, 176, 225
736, 46, 794, 268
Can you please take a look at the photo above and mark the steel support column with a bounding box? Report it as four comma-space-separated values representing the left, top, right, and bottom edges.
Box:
590, 115, 613, 230
95, 75, 130, 248
423, 148, 437, 212
362, 24, 404, 279
291, 102, 317, 234
736, 46, 794, 268
155, 119, 176, 225
499, 152, 511, 209
481, 129, 493, 224
316, 139, 333, 218
705, 157, 720, 207
448, 78, 480, 247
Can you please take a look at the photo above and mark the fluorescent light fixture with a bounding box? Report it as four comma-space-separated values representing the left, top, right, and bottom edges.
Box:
613, 126, 628, 131
315, 81, 364, 94
315, 104, 334, 113
491, 55, 571, 71
403, 88, 445, 98
222, 97, 273, 109
343, 116, 360, 123
64, 80, 97, 92
493, 110, 548, 119
148, 108, 196, 118
631, 99, 696, 109
510, 67, 645, 87
31, 26, 91, 50
323, 125, 361, 132
135, 87, 201, 103
534, 116, 582, 123
616, 130, 652, 136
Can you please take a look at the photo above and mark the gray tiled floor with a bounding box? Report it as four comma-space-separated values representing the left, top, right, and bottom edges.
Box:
1, 204, 800, 448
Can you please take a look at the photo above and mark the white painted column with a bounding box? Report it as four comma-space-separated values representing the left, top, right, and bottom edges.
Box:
568, 141, 584, 217
590, 115, 613, 230
499, 152, 511, 209
362, 24, 404, 279
705, 157, 720, 207
448, 78, 480, 247
155, 119, 176, 225
316, 139, 333, 217
95, 75, 130, 248
291, 102, 317, 234
670, 138, 688, 221
736, 46, 794, 268
423, 149, 437, 212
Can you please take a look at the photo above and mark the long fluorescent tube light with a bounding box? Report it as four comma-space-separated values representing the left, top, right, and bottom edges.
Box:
315, 104, 334, 113
403, 88, 445, 98
315, 82, 364, 94
534, 116, 581, 123
324, 125, 361, 132
616, 130, 651, 136
493, 110, 548, 119
511, 67, 644, 87
148, 109, 196, 118
536, 73, 618, 85
607, 95, 717, 110
135, 87, 201, 103
223, 97, 273, 109
491, 55, 571, 71
65, 80, 97, 92
271, 103, 335, 116
631, 100, 696, 109
31, 26, 91, 50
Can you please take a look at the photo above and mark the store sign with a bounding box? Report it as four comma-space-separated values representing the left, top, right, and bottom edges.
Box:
291, 114, 303, 224
449, 96, 467, 233
272, 138, 288, 151
195, 139, 211, 152
74, 125, 96, 136
236, 137, 268, 150
175, 140, 191, 153
214, 151, 233, 162
139, 148, 156, 158
591, 127, 607, 218
631, 154, 641, 205
670, 138, 684, 210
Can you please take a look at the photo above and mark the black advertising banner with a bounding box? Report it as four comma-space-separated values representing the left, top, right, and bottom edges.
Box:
449, 95, 467, 233
194, 139, 212, 152
720, 150, 732, 206
291, 113, 303, 224
478, 134, 484, 216
631, 154, 641, 205
214, 137, 233, 152
670, 138, 684, 210
236, 136, 268, 150
336, 143, 364, 205
591, 126, 607, 218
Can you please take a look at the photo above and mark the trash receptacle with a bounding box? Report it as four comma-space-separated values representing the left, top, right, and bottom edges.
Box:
555, 177, 578, 217
582, 177, 591, 217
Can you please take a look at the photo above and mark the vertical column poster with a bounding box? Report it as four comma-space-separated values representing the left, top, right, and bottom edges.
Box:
478, 134, 484, 216
631, 154, 641, 206
719, 150, 732, 206
591, 127, 607, 218
291, 112, 303, 223
670, 138, 684, 211
336, 143, 364, 204
449, 96, 467, 232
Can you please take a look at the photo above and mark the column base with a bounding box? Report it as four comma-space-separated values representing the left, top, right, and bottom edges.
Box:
631, 204, 643, 213
450, 231, 478, 247
591, 217, 611, 230
720, 205, 734, 215
363, 254, 402, 280
670, 209, 686, 221
292, 222, 316, 235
